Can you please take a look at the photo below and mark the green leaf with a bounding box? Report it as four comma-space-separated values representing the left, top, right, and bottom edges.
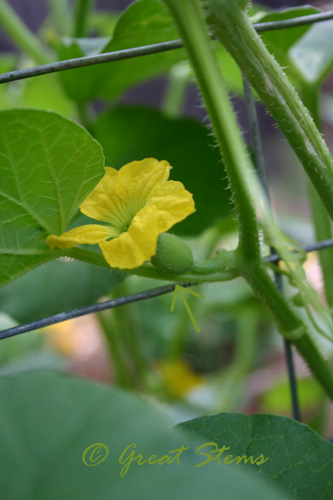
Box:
215, 47, 245, 96
0, 313, 45, 366
260, 377, 325, 415
178, 412, 333, 499
0, 109, 105, 287
21, 75, 75, 116
58, 0, 186, 102
259, 6, 320, 69
0, 260, 124, 324
63, 37, 111, 56
289, 20, 333, 85
256, 6, 333, 87
0, 61, 73, 115
0, 371, 289, 500
90, 11, 120, 37
93, 106, 232, 235
56, 38, 111, 102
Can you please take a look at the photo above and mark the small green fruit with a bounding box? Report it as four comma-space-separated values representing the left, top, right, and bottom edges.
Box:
151, 233, 194, 274
291, 293, 305, 307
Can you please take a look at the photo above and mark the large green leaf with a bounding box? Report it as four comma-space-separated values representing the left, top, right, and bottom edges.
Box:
0, 109, 105, 287
0, 260, 123, 324
94, 106, 232, 235
289, 20, 333, 85
59, 0, 185, 102
178, 412, 333, 499
0, 371, 288, 499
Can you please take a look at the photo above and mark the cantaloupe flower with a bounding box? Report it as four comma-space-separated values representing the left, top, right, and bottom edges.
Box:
47, 158, 195, 269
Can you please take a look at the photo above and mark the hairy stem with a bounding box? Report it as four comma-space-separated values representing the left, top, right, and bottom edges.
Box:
301, 83, 333, 307
295, 335, 333, 399
163, 0, 261, 264
206, 0, 333, 220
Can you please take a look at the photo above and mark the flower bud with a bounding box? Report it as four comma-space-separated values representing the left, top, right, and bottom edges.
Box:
291, 293, 305, 307
151, 233, 194, 274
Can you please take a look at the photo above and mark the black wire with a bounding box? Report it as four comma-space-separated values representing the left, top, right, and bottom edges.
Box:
254, 10, 333, 32
0, 40, 184, 84
0, 282, 196, 341
0, 11, 333, 85
283, 338, 302, 421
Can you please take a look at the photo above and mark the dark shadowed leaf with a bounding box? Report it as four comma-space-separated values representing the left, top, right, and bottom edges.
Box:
0, 260, 124, 323
58, 0, 186, 102
0, 371, 289, 500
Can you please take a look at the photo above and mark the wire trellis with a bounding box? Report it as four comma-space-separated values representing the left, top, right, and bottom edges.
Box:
1, 7, 333, 422
0, 10, 333, 84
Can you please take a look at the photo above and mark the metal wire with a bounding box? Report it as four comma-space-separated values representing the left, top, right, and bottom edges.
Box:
0, 10, 333, 85
0, 282, 196, 340
0, 40, 184, 84
254, 10, 333, 32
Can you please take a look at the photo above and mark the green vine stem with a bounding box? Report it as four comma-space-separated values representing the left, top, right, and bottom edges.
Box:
47, 0, 72, 37
241, 264, 304, 341
215, 306, 260, 411
205, 0, 333, 222
64, 246, 239, 284
166, 225, 224, 360
111, 281, 149, 390
162, 0, 333, 400
97, 310, 134, 388
162, 62, 191, 118
0, 0, 50, 65
73, 0, 94, 38
163, 0, 261, 266
300, 83, 333, 307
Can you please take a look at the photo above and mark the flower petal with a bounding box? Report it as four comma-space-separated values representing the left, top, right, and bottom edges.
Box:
80, 168, 129, 228
147, 180, 195, 232
47, 224, 118, 249
99, 206, 159, 269
115, 158, 171, 208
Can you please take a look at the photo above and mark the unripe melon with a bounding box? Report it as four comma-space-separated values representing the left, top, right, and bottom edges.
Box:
151, 233, 194, 274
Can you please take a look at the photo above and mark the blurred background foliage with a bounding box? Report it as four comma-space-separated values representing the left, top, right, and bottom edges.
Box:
0, 0, 332, 441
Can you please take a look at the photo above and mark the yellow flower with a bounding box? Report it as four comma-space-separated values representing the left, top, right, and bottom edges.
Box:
157, 359, 203, 399
47, 158, 195, 269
